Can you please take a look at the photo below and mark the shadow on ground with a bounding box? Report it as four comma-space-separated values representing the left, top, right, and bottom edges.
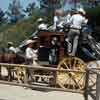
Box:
0, 99, 7, 100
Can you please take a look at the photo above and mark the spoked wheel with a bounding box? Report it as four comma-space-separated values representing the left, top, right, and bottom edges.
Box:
15, 66, 26, 83
87, 61, 100, 89
56, 57, 86, 90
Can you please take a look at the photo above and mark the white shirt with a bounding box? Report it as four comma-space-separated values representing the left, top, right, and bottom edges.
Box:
38, 23, 48, 30
9, 46, 16, 53
53, 16, 59, 29
70, 14, 88, 29
25, 47, 38, 60
33, 49, 38, 60
25, 47, 33, 59
54, 16, 59, 24
64, 13, 71, 24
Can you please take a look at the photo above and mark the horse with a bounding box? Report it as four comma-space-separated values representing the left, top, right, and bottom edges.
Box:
0, 48, 26, 81
0, 48, 5, 78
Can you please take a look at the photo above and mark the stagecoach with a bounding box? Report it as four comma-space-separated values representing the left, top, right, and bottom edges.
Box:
0, 29, 100, 91
36, 30, 87, 90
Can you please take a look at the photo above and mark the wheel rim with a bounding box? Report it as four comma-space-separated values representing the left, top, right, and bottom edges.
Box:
56, 57, 86, 90
87, 61, 100, 89
15, 67, 26, 83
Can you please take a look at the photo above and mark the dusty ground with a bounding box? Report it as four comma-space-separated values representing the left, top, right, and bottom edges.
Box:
0, 84, 93, 100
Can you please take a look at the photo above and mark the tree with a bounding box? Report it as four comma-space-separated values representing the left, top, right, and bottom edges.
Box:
24, 2, 36, 16
0, 8, 5, 24
6, 0, 24, 23
40, 0, 61, 15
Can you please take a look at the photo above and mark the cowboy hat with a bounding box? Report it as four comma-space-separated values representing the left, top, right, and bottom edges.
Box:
26, 40, 35, 45
7, 41, 13, 45
37, 18, 43, 22
77, 8, 86, 15
33, 36, 38, 39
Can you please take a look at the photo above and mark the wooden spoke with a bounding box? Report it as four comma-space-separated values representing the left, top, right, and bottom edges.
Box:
68, 58, 72, 69
63, 62, 69, 69
77, 73, 85, 83
15, 67, 26, 83
67, 78, 71, 89
72, 79, 76, 89
73, 59, 77, 69
58, 81, 66, 89
70, 75, 81, 89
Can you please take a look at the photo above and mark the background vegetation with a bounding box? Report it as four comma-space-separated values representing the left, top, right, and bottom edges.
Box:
0, 0, 100, 47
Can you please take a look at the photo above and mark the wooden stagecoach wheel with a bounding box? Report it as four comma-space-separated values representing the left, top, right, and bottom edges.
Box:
15, 66, 26, 83
87, 61, 100, 89
56, 57, 86, 90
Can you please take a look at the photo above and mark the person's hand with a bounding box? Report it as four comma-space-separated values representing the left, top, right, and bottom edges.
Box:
88, 35, 92, 39
40, 45, 44, 48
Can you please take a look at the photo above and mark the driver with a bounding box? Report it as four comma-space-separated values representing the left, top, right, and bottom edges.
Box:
7, 42, 16, 53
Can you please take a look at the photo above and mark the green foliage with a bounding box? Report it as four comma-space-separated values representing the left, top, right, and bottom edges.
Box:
40, 0, 61, 14
0, 0, 62, 47
25, 2, 36, 16
7, 0, 24, 23
85, 6, 100, 15
0, 8, 6, 24
85, 6, 100, 26
0, 8, 50, 47
0, 18, 37, 47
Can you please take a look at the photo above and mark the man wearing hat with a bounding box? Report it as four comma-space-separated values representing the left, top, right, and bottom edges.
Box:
7, 42, 16, 53
25, 39, 38, 65
67, 8, 88, 56
37, 18, 48, 31
25, 39, 39, 82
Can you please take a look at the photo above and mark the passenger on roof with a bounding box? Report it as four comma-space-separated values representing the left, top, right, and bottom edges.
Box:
53, 11, 60, 31
64, 11, 72, 26
7, 42, 16, 53
37, 18, 48, 30
67, 8, 88, 56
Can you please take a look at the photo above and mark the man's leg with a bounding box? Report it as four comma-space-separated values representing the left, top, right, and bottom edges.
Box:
0, 66, 1, 79
67, 30, 73, 56
72, 34, 79, 56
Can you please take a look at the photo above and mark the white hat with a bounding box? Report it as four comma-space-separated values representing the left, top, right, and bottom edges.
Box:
33, 36, 38, 39
55, 9, 64, 15
52, 37, 58, 41
37, 18, 43, 22
77, 8, 86, 15
26, 40, 35, 45
8, 42, 13, 45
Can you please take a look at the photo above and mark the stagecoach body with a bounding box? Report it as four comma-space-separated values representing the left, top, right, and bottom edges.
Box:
38, 31, 65, 62
30, 30, 97, 90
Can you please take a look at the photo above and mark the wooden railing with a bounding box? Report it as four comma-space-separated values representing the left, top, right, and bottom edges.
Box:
0, 63, 85, 94
0, 63, 100, 100
84, 68, 100, 100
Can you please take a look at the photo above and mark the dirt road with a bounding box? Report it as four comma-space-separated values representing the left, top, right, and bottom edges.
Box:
0, 84, 93, 100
